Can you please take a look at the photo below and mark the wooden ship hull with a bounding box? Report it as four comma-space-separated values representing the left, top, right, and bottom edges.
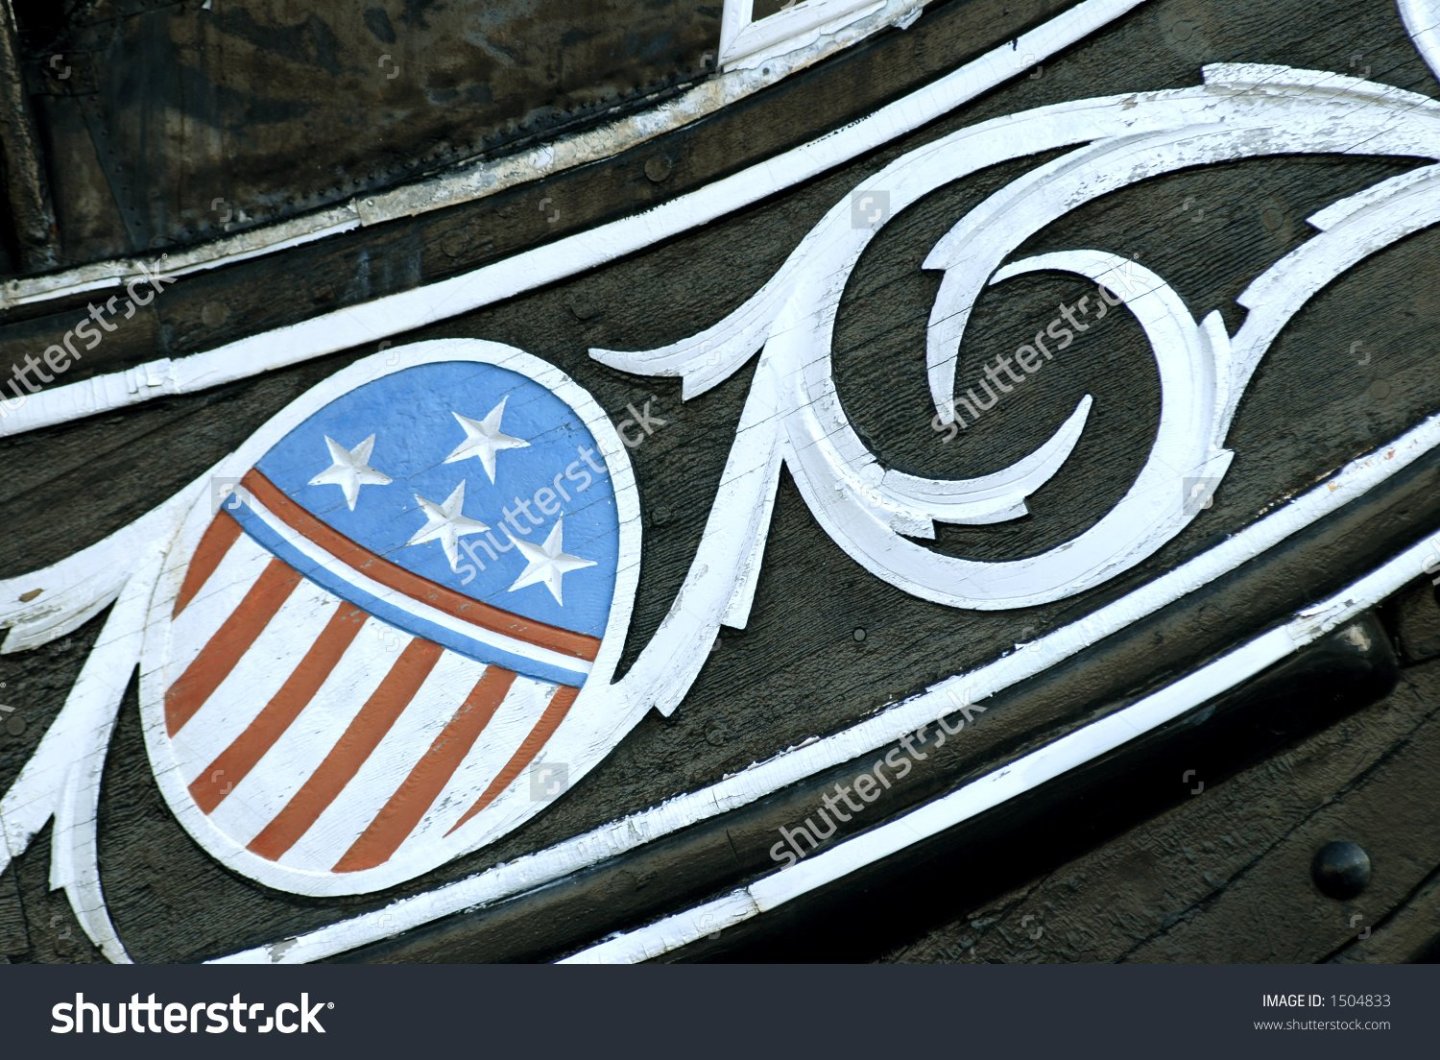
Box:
0, 0, 1438, 964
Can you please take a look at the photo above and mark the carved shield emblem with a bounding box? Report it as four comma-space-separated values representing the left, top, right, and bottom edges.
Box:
138, 340, 640, 896
7, 0, 1440, 967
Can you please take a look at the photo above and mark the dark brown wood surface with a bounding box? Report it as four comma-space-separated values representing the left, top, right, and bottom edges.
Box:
6, 0, 720, 268
888, 643, 1440, 965
1, 0, 1438, 962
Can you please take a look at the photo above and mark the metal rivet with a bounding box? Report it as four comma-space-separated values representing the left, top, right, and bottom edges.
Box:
853, 628, 866, 642
644, 155, 674, 183
1312, 840, 1371, 899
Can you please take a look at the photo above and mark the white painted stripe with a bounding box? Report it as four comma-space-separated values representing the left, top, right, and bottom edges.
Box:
209, 411, 1440, 964
206, 616, 401, 848
244, 496, 594, 679
394, 674, 558, 858
0, 481, 204, 656
0, 0, 1149, 437
163, 530, 275, 680
1399, 0, 1440, 85
0, 215, 359, 310
282, 648, 491, 872
0, 1, 934, 313
563, 532, 1440, 963
171, 575, 347, 786
720, 0, 885, 68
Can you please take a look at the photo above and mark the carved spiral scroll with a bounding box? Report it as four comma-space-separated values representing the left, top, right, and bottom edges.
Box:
597, 65, 1440, 609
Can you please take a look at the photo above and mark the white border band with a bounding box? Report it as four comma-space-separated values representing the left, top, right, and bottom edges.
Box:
0, 0, 1149, 436
212, 411, 1440, 962
563, 524, 1439, 962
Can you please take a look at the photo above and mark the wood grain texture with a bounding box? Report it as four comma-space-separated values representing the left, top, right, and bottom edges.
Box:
0, 0, 55, 271
2, 0, 1439, 961
7, 0, 721, 269
883, 655, 1440, 964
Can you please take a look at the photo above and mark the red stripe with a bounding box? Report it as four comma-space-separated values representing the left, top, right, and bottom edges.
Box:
189, 602, 369, 814
333, 667, 517, 873
165, 559, 303, 736
247, 638, 443, 862
446, 684, 580, 835
174, 513, 243, 617
240, 470, 600, 662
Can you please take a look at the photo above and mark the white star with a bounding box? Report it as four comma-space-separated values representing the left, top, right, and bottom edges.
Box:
308, 435, 392, 510
506, 518, 595, 606
444, 398, 530, 483
407, 481, 490, 571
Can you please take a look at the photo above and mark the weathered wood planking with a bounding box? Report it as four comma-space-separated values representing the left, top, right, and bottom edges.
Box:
12, 0, 720, 267
883, 651, 1440, 965
1, 0, 1439, 961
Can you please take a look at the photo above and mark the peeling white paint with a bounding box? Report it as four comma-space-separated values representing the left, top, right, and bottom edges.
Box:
719, 0, 899, 71
0, 0, 1151, 435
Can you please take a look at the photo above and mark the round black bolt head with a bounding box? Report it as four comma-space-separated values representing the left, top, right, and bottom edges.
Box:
1311, 840, 1371, 900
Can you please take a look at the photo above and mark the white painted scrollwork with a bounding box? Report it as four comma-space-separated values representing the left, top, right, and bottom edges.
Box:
5, 0, 1440, 961
597, 64, 1440, 609
1399, 0, 1440, 80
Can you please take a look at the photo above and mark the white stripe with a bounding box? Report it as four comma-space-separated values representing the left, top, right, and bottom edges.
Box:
170, 576, 348, 787
0, 1, 930, 312
206, 615, 398, 847
245, 496, 594, 679
0, 0, 1149, 437
562, 529, 1440, 962
392, 674, 558, 860
210, 412, 1440, 963
163, 529, 273, 681
281, 648, 490, 872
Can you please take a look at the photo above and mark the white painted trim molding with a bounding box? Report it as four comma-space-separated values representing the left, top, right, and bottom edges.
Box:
0, 0, 933, 311
0, 0, 1149, 433
212, 413, 1440, 963
719, 0, 916, 70
563, 527, 1440, 963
